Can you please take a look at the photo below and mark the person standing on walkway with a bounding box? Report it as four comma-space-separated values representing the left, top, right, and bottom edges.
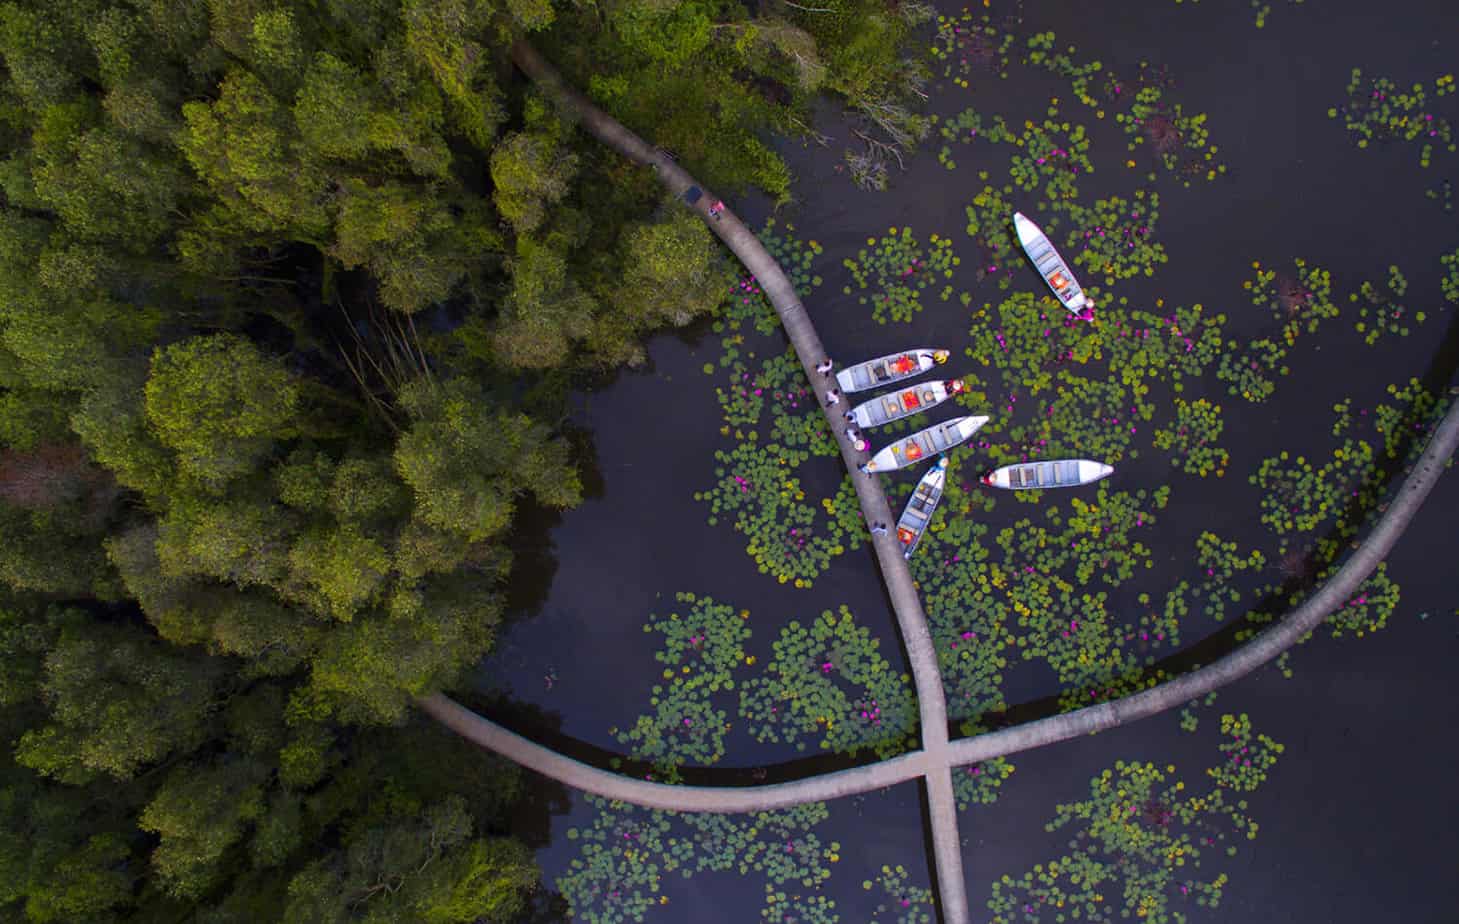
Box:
816, 358, 834, 377
825, 388, 840, 407
870, 522, 889, 536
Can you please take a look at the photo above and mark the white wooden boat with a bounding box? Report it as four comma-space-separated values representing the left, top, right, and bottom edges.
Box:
981, 458, 1113, 490
896, 457, 948, 559
1013, 212, 1089, 314
850, 379, 966, 429
836, 348, 950, 394
864, 415, 990, 473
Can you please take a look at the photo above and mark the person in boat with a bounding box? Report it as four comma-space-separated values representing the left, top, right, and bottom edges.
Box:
816, 358, 834, 377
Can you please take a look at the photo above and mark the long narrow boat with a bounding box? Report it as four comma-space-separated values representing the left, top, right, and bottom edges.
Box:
835, 348, 950, 394
850, 378, 966, 429
865, 415, 990, 473
896, 457, 948, 559
981, 458, 1113, 490
1013, 212, 1090, 315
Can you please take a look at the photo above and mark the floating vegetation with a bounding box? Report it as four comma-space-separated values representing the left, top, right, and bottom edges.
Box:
612, 594, 751, 777
1166, 533, 1266, 625
1350, 265, 1422, 344
760, 884, 838, 923
965, 183, 1023, 291
696, 221, 866, 587
865, 864, 936, 923
1330, 69, 1456, 167
696, 440, 851, 587
559, 797, 839, 923
1117, 86, 1223, 184
1444, 247, 1459, 305
1065, 192, 1166, 284
930, 11, 1017, 87
1244, 257, 1339, 337
1153, 398, 1229, 476
842, 227, 960, 324
738, 607, 917, 758
953, 755, 1017, 809
987, 718, 1282, 924
1208, 713, 1285, 792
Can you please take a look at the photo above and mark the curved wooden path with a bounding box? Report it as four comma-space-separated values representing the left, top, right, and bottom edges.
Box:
418, 40, 1459, 924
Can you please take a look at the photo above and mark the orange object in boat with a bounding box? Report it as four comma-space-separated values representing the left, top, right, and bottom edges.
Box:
1049, 271, 1069, 291
904, 442, 923, 461
903, 390, 921, 409
897, 527, 916, 545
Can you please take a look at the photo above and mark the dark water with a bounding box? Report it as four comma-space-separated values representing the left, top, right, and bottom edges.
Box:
474, 1, 1459, 920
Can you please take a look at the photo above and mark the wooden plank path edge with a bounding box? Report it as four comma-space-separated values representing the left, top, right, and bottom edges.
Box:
412, 39, 1459, 924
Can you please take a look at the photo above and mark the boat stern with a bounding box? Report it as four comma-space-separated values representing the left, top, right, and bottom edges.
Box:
834, 369, 856, 392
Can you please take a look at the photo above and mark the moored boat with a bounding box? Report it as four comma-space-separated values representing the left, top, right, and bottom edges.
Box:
850, 378, 966, 429
835, 348, 950, 394
864, 415, 990, 473
980, 458, 1113, 490
896, 457, 948, 559
1013, 212, 1090, 315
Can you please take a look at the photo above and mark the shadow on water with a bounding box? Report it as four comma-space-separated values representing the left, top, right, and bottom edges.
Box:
500, 421, 605, 622
461, 687, 906, 789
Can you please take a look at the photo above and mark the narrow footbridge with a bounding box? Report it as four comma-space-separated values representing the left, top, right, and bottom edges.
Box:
416, 40, 1459, 924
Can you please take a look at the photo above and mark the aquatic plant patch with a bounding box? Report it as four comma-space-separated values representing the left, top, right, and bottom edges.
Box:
930, 10, 1017, 89
842, 227, 960, 325
738, 606, 918, 758
1330, 69, 1456, 168
612, 594, 752, 776
865, 863, 937, 923
987, 716, 1282, 924
1064, 191, 1166, 285
1152, 397, 1229, 477
1350, 265, 1424, 344
559, 797, 840, 923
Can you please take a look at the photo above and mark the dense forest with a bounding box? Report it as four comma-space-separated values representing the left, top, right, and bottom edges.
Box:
0, 0, 931, 919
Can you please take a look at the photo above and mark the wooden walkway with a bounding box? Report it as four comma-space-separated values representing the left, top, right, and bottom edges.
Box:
416, 40, 1459, 924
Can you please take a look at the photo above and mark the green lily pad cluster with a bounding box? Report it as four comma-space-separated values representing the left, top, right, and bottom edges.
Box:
930, 10, 1017, 87
696, 222, 868, 588
1444, 247, 1459, 305
842, 226, 960, 325
1117, 86, 1224, 184
559, 797, 839, 923
1064, 192, 1166, 285
1207, 713, 1285, 792
914, 483, 1179, 712
1216, 257, 1338, 402
696, 440, 850, 587
738, 607, 918, 758
962, 292, 1229, 467
953, 754, 1017, 810
1329, 69, 1456, 167
988, 721, 1282, 924
1153, 397, 1230, 476
611, 594, 751, 777
1350, 265, 1422, 344
964, 182, 1024, 291
760, 884, 839, 923
1163, 533, 1266, 625
864, 863, 936, 924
